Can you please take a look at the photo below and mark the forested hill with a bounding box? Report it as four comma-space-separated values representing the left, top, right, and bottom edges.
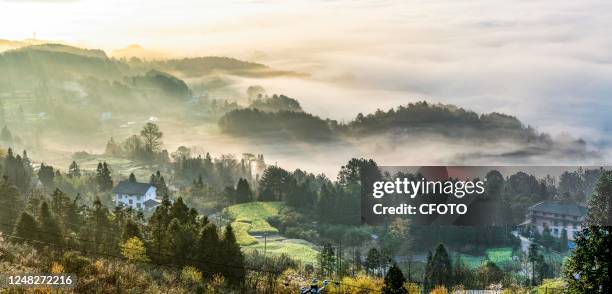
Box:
0, 43, 291, 90
140, 57, 300, 78
347, 102, 546, 139
218, 101, 559, 144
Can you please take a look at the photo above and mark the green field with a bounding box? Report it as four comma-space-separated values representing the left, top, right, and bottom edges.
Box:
458, 247, 514, 269
243, 239, 319, 265
224, 202, 319, 264
224, 202, 283, 240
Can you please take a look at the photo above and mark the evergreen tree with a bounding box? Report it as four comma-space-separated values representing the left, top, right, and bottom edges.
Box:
365, 247, 381, 276
382, 263, 407, 294
64, 194, 83, 233
170, 197, 191, 224
50, 188, 71, 224
424, 244, 452, 290
38, 163, 55, 188
235, 178, 253, 203
128, 173, 137, 183
37, 201, 63, 245
258, 166, 292, 201
0, 178, 21, 232
318, 242, 336, 277
196, 223, 221, 274
13, 211, 38, 242
150, 171, 169, 197
564, 171, 611, 293
2, 149, 30, 192
166, 218, 195, 267
221, 224, 246, 284
528, 243, 545, 286
68, 161, 81, 178
122, 218, 142, 242
147, 200, 172, 263
96, 162, 113, 191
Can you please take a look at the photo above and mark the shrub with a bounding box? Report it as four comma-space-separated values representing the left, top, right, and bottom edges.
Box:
61, 251, 91, 274
181, 266, 203, 286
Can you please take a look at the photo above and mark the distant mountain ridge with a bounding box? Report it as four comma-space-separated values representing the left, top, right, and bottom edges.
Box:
0, 42, 298, 82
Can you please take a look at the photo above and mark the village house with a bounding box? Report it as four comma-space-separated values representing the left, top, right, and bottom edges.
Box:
523, 201, 587, 241
113, 180, 160, 211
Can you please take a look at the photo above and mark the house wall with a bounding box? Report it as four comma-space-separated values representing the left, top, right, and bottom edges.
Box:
115, 187, 157, 210
528, 210, 583, 241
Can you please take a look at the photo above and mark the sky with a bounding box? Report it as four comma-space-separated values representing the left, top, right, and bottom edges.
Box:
2, 0, 612, 146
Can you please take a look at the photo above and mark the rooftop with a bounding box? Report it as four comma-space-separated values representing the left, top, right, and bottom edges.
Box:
529, 201, 587, 217
112, 180, 155, 195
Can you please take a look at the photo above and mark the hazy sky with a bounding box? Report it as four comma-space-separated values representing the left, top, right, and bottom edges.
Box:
2, 0, 612, 145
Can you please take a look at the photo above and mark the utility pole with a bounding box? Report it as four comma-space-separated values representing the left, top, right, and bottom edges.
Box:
263, 233, 267, 258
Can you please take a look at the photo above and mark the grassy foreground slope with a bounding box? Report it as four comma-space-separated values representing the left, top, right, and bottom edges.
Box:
224, 202, 319, 264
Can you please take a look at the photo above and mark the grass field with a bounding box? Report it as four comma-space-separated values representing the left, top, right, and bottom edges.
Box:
243, 240, 319, 265
225, 202, 319, 264
486, 247, 514, 264
458, 247, 514, 269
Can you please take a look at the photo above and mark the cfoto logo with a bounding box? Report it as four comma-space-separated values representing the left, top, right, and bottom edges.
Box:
419, 204, 467, 215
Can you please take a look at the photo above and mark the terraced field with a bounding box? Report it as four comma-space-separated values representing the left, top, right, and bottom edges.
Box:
224, 202, 319, 265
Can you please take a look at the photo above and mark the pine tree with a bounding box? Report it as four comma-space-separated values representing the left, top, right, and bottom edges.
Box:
318, 243, 336, 277
382, 263, 407, 294
38, 163, 55, 188
166, 218, 195, 267
365, 247, 381, 276
564, 170, 611, 293
150, 171, 169, 197
528, 243, 542, 286
50, 188, 70, 223
122, 218, 142, 242
196, 223, 220, 274
221, 224, 246, 284
68, 161, 81, 178
128, 173, 137, 183
13, 211, 39, 242
0, 178, 21, 232
235, 178, 253, 203
96, 162, 113, 191
37, 201, 63, 245
424, 244, 452, 290
147, 202, 172, 263
170, 197, 190, 224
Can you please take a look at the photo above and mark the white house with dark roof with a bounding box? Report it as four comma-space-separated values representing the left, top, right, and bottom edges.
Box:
113, 180, 160, 211
523, 201, 587, 241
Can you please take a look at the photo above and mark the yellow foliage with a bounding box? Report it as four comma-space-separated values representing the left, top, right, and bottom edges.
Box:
206, 273, 226, 293
181, 266, 203, 285
405, 282, 421, 293
94, 259, 104, 273
121, 237, 150, 263
430, 285, 448, 294
50, 262, 64, 274
333, 275, 383, 293
537, 278, 566, 293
